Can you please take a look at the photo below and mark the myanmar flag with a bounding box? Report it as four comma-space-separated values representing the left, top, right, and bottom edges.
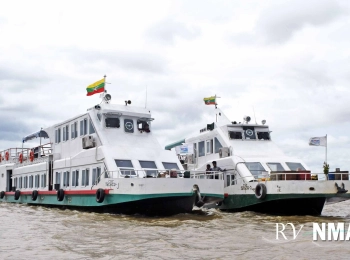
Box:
86, 78, 105, 96
203, 96, 216, 105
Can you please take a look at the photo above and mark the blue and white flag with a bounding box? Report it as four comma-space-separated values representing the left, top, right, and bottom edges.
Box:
309, 136, 327, 146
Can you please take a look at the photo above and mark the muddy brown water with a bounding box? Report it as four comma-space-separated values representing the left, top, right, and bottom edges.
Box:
1, 201, 350, 259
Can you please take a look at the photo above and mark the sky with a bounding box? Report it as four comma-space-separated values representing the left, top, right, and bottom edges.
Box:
0, 0, 350, 173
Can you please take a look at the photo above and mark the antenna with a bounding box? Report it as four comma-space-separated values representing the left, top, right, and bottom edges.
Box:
253, 106, 257, 124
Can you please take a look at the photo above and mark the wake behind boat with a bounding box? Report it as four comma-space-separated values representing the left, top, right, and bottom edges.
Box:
166, 97, 350, 215
0, 79, 223, 215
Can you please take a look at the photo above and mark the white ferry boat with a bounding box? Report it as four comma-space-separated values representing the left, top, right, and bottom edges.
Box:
0, 87, 223, 215
166, 109, 350, 215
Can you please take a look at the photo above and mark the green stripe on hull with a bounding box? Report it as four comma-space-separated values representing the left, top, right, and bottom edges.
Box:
0, 192, 194, 207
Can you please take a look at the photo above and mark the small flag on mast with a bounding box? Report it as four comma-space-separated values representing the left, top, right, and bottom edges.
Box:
203, 96, 216, 105
86, 78, 105, 96
309, 136, 327, 146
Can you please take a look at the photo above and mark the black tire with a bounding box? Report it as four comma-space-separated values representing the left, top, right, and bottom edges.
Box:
96, 188, 105, 203
255, 183, 267, 200
0, 191, 5, 199
31, 190, 38, 201
14, 190, 20, 200
57, 189, 64, 201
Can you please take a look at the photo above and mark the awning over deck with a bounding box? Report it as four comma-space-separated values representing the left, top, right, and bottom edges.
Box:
22, 130, 49, 143
165, 139, 185, 150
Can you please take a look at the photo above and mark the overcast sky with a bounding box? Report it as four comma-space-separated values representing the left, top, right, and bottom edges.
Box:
1, 0, 350, 173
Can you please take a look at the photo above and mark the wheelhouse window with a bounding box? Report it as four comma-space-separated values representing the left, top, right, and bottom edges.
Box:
245, 162, 266, 178
162, 162, 179, 170
124, 119, 134, 133
198, 141, 205, 157
257, 132, 270, 140
89, 119, 95, 134
63, 125, 69, 141
82, 169, 89, 186
80, 119, 88, 136
137, 118, 152, 133
243, 127, 256, 140
267, 163, 285, 172
229, 131, 242, 140
97, 113, 101, 121
139, 160, 157, 177
55, 128, 61, 143
206, 139, 213, 154
105, 117, 120, 128
71, 122, 77, 139
214, 137, 222, 153
115, 160, 136, 176
286, 162, 306, 171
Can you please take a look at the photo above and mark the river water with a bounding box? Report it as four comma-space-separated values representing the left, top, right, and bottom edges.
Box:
1, 201, 350, 260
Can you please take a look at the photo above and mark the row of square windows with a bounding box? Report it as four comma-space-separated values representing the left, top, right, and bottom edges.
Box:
55, 118, 95, 144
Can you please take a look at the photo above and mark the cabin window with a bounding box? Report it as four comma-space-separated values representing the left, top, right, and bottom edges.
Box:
35, 175, 39, 188
19, 177, 22, 189
137, 120, 150, 133
214, 137, 223, 153
115, 160, 136, 176
245, 162, 266, 178
63, 171, 70, 187
243, 127, 256, 140
92, 168, 97, 185
124, 119, 134, 133
80, 119, 88, 136
206, 139, 213, 154
105, 117, 120, 128
13, 178, 17, 189
162, 162, 179, 170
257, 132, 270, 140
267, 163, 285, 171
198, 141, 205, 157
82, 169, 90, 186
55, 172, 61, 185
41, 174, 46, 188
193, 143, 197, 159
24, 176, 28, 188
229, 131, 242, 140
55, 128, 61, 143
139, 160, 157, 177
286, 162, 306, 171
72, 170, 79, 186
29, 175, 33, 188
89, 119, 95, 134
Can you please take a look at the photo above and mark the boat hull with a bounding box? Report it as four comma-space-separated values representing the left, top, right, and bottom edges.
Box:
219, 194, 327, 215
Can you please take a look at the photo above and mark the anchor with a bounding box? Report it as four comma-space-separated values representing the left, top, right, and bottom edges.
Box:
335, 182, 348, 194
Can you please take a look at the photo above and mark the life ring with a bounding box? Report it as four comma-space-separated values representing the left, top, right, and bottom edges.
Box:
5, 151, 9, 161
0, 191, 5, 199
255, 183, 267, 200
29, 150, 34, 162
31, 190, 38, 201
19, 153, 23, 163
57, 189, 64, 201
14, 190, 20, 200
96, 188, 105, 203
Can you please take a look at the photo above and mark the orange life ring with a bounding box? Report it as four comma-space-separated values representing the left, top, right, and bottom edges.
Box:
19, 153, 23, 163
29, 150, 34, 162
5, 151, 9, 161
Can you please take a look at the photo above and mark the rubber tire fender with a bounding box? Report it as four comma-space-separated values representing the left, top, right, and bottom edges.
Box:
14, 190, 20, 200
0, 191, 5, 199
255, 183, 267, 200
31, 190, 38, 201
57, 189, 64, 201
96, 188, 105, 203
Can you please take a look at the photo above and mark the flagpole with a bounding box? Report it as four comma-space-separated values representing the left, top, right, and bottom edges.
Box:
104, 75, 107, 94
325, 134, 327, 164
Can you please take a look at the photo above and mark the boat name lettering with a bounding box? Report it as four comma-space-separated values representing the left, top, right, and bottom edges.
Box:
241, 184, 254, 191
106, 180, 119, 188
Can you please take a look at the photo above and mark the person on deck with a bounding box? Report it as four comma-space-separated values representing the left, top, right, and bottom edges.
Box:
212, 161, 225, 179
206, 164, 213, 179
